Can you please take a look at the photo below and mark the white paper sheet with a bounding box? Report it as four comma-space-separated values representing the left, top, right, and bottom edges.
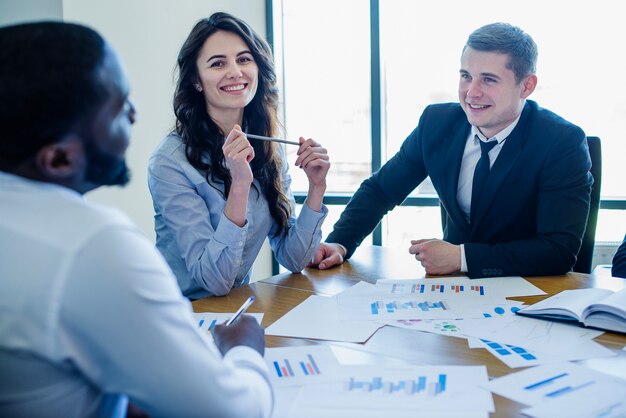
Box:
286, 365, 494, 418
522, 387, 626, 418
265, 295, 382, 342
484, 362, 626, 413
459, 316, 610, 356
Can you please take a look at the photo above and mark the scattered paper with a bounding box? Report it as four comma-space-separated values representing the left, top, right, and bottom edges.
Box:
265, 295, 382, 342
485, 362, 626, 417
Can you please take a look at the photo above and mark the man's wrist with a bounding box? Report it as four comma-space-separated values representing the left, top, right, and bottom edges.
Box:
326, 242, 347, 258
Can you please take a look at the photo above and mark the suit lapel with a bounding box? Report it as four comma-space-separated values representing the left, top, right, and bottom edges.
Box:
471, 102, 533, 230
441, 119, 471, 231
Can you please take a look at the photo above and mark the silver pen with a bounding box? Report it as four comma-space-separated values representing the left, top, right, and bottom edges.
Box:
225, 296, 255, 326
245, 133, 300, 146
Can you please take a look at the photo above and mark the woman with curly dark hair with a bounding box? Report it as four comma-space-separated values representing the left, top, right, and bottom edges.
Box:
148, 12, 330, 299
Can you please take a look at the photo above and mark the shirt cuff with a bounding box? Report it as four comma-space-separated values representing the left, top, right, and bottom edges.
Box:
296, 203, 328, 231
214, 213, 249, 250
460, 244, 468, 273
223, 345, 268, 371
223, 346, 273, 418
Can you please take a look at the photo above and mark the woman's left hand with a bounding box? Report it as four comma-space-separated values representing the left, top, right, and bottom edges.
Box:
295, 137, 330, 188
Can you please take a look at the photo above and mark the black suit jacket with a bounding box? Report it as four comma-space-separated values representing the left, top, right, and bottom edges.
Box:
328, 100, 593, 278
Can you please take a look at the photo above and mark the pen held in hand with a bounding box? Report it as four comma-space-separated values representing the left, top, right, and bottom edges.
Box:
225, 296, 255, 326
245, 133, 300, 146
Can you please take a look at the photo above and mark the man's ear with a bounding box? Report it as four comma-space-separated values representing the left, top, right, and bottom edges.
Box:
521, 74, 537, 99
35, 136, 85, 179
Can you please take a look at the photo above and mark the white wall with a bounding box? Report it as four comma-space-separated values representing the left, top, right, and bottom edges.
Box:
0, 0, 63, 25
0, 0, 273, 280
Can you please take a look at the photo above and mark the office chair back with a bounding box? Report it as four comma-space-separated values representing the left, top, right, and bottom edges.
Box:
573, 136, 602, 273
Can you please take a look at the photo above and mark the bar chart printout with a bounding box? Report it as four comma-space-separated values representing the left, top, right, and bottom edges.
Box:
389, 283, 485, 295
273, 354, 320, 378
287, 366, 494, 417
370, 299, 449, 315
485, 362, 626, 411
264, 345, 341, 387
346, 374, 447, 396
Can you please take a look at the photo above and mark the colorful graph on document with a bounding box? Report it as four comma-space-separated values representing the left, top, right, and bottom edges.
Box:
396, 319, 461, 333
345, 374, 447, 396
480, 339, 537, 361
371, 299, 449, 315
482, 305, 522, 317
272, 353, 321, 378
389, 283, 485, 295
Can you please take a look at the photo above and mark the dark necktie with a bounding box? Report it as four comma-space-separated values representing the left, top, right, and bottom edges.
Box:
470, 137, 498, 224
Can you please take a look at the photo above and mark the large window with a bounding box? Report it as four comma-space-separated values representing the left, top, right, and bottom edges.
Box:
272, 0, 626, 249
280, 0, 371, 194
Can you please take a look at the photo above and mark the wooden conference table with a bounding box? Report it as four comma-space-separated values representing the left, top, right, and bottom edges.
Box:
192, 246, 626, 417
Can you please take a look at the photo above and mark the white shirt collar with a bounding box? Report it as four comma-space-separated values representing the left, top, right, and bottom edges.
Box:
471, 111, 522, 144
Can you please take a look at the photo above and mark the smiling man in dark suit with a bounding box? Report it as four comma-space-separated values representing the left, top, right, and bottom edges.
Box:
311, 22, 592, 278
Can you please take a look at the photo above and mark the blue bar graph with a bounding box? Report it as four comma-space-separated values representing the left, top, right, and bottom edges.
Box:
417, 376, 426, 392
545, 381, 595, 398
524, 373, 569, 390
371, 302, 379, 315
273, 361, 283, 377
197, 318, 217, 332
371, 300, 450, 315
300, 361, 309, 375
522, 371, 599, 401
346, 374, 447, 396
481, 339, 537, 361
273, 354, 321, 378
437, 373, 447, 394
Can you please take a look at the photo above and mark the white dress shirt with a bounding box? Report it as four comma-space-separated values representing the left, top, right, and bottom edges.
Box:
457, 115, 521, 272
0, 171, 273, 418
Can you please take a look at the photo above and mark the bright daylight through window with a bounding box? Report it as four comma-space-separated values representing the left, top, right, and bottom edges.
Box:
275, 0, 626, 250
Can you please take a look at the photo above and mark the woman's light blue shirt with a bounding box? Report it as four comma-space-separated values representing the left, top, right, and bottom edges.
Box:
148, 132, 327, 299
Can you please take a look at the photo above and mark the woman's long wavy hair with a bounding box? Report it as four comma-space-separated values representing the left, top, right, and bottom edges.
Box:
174, 12, 291, 234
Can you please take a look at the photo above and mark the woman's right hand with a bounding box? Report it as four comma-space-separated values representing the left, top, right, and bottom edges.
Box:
222, 124, 254, 186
